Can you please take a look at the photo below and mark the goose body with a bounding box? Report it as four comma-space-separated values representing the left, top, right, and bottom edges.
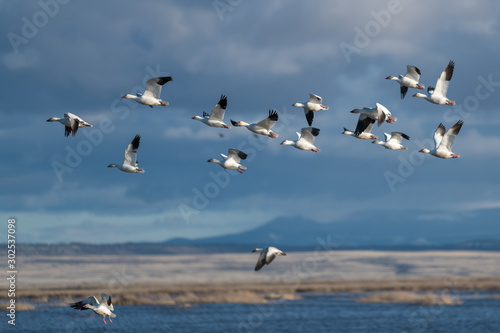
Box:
350, 103, 397, 126
419, 120, 463, 158
373, 132, 410, 150
108, 135, 145, 173
292, 93, 329, 126
192, 95, 230, 128
122, 76, 172, 107
208, 148, 247, 173
46, 112, 92, 137
70, 294, 116, 324
231, 110, 279, 138
281, 127, 320, 152
342, 113, 378, 140
252, 246, 286, 271
413, 61, 455, 105
386, 65, 425, 98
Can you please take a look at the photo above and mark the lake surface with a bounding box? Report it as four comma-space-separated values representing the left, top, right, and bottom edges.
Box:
4, 291, 500, 332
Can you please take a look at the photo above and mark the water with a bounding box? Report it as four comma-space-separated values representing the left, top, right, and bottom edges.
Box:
3, 291, 500, 332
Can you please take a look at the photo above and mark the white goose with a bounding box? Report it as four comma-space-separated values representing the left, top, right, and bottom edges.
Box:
350, 103, 397, 126
419, 120, 463, 159
386, 65, 425, 99
46, 112, 92, 137
70, 294, 116, 325
281, 127, 320, 152
252, 246, 286, 271
292, 93, 329, 126
122, 76, 172, 107
208, 148, 247, 173
342, 113, 378, 140
108, 135, 145, 173
231, 110, 279, 138
192, 95, 230, 128
372, 132, 410, 150
413, 61, 455, 105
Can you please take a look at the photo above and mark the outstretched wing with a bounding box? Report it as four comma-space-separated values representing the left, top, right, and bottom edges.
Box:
300, 127, 320, 144
143, 76, 173, 99
255, 251, 267, 271
101, 294, 114, 311
70, 296, 99, 311
433, 123, 446, 148
438, 120, 463, 151
405, 65, 421, 81
256, 110, 278, 129
124, 135, 141, 166
227, 148, 247, 163
434, 61, 454, 97
308, 93, 322, 104
209, 95, 227, 121
388, 132, 410, 144
354, 114, 375, 136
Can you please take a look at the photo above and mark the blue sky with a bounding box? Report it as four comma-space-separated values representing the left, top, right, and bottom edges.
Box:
2, 0, 500, 243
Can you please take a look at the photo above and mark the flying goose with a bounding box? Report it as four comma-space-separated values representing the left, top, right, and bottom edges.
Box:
122, 76, 172, 107
70, 294, 116, 324
46, 112, 92, 137
292, 93, 329, 126
419, 120, 463, 158
208, 148, 247, 173
342, 113, 378, 140
231, 110, 279, 138
280, 127, 320, 152
386, 65, 425, 99
413, 61, 455, 105
252, 247, 286, 271
192, 95, 230, 128
372, 132, 410, 150
350, 103, 397, 126
108, 135, 145, 173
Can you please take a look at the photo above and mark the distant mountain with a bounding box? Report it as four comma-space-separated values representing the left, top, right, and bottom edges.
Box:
164, 213, 500, 248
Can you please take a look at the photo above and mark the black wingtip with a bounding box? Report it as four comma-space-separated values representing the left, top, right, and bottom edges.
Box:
131, 134, 141, 149
310, 127, 320, 137
238, 150, 248, 160
305, 111, 314, 126
230, 119, 239, 126
219, 95, 227, 109
268, 110, 278, 121
156, 76, 173, 85
414, 66, 421, 75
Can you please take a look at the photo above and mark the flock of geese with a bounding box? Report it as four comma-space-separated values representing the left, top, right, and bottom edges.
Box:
49, 60, 463, 324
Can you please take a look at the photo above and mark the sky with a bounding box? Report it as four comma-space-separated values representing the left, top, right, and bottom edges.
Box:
2, 0, 500, 244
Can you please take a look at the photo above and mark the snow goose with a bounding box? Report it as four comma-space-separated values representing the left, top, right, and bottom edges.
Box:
108, 135, 145, 173
231, 110, 279, 138
292, 93, 329, 126
413, 61, 455, 105
281, 127, 320, 152
122, 76, 172, 107
252, 247, 286, 271
70, 294, 116, 324
208, 148, 247, 173
386, 65, 425, 99
192, 94, 230, 128
342, 113, 378, 140
372, 132, 410, 150
46, 112, 92, 137
350, 103, 397, 126
419, 120, 463, 158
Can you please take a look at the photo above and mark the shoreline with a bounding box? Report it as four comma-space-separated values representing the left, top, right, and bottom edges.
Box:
11, 276, 500, 307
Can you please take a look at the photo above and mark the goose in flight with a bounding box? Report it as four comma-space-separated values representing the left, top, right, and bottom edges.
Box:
122, 76, 172, 107
70, 294, 116, 324
292, 93, 329, 126
252, 247, 286, 271
281, 127, 320, 152
350, 103, 397, 126
231, 110, 279, 138
413, 61, 455, 105
108, 135, 145, 173
46, 112, 92, 137
372, 132, 410, 150
386, 65, 425, 99
192, 95, 230, 128
208, 148, 247, 173
419, 120, 463, 158
342, 113, 378, 140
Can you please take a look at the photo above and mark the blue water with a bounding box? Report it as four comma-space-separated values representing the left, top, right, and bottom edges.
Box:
3, 291, 500, 332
